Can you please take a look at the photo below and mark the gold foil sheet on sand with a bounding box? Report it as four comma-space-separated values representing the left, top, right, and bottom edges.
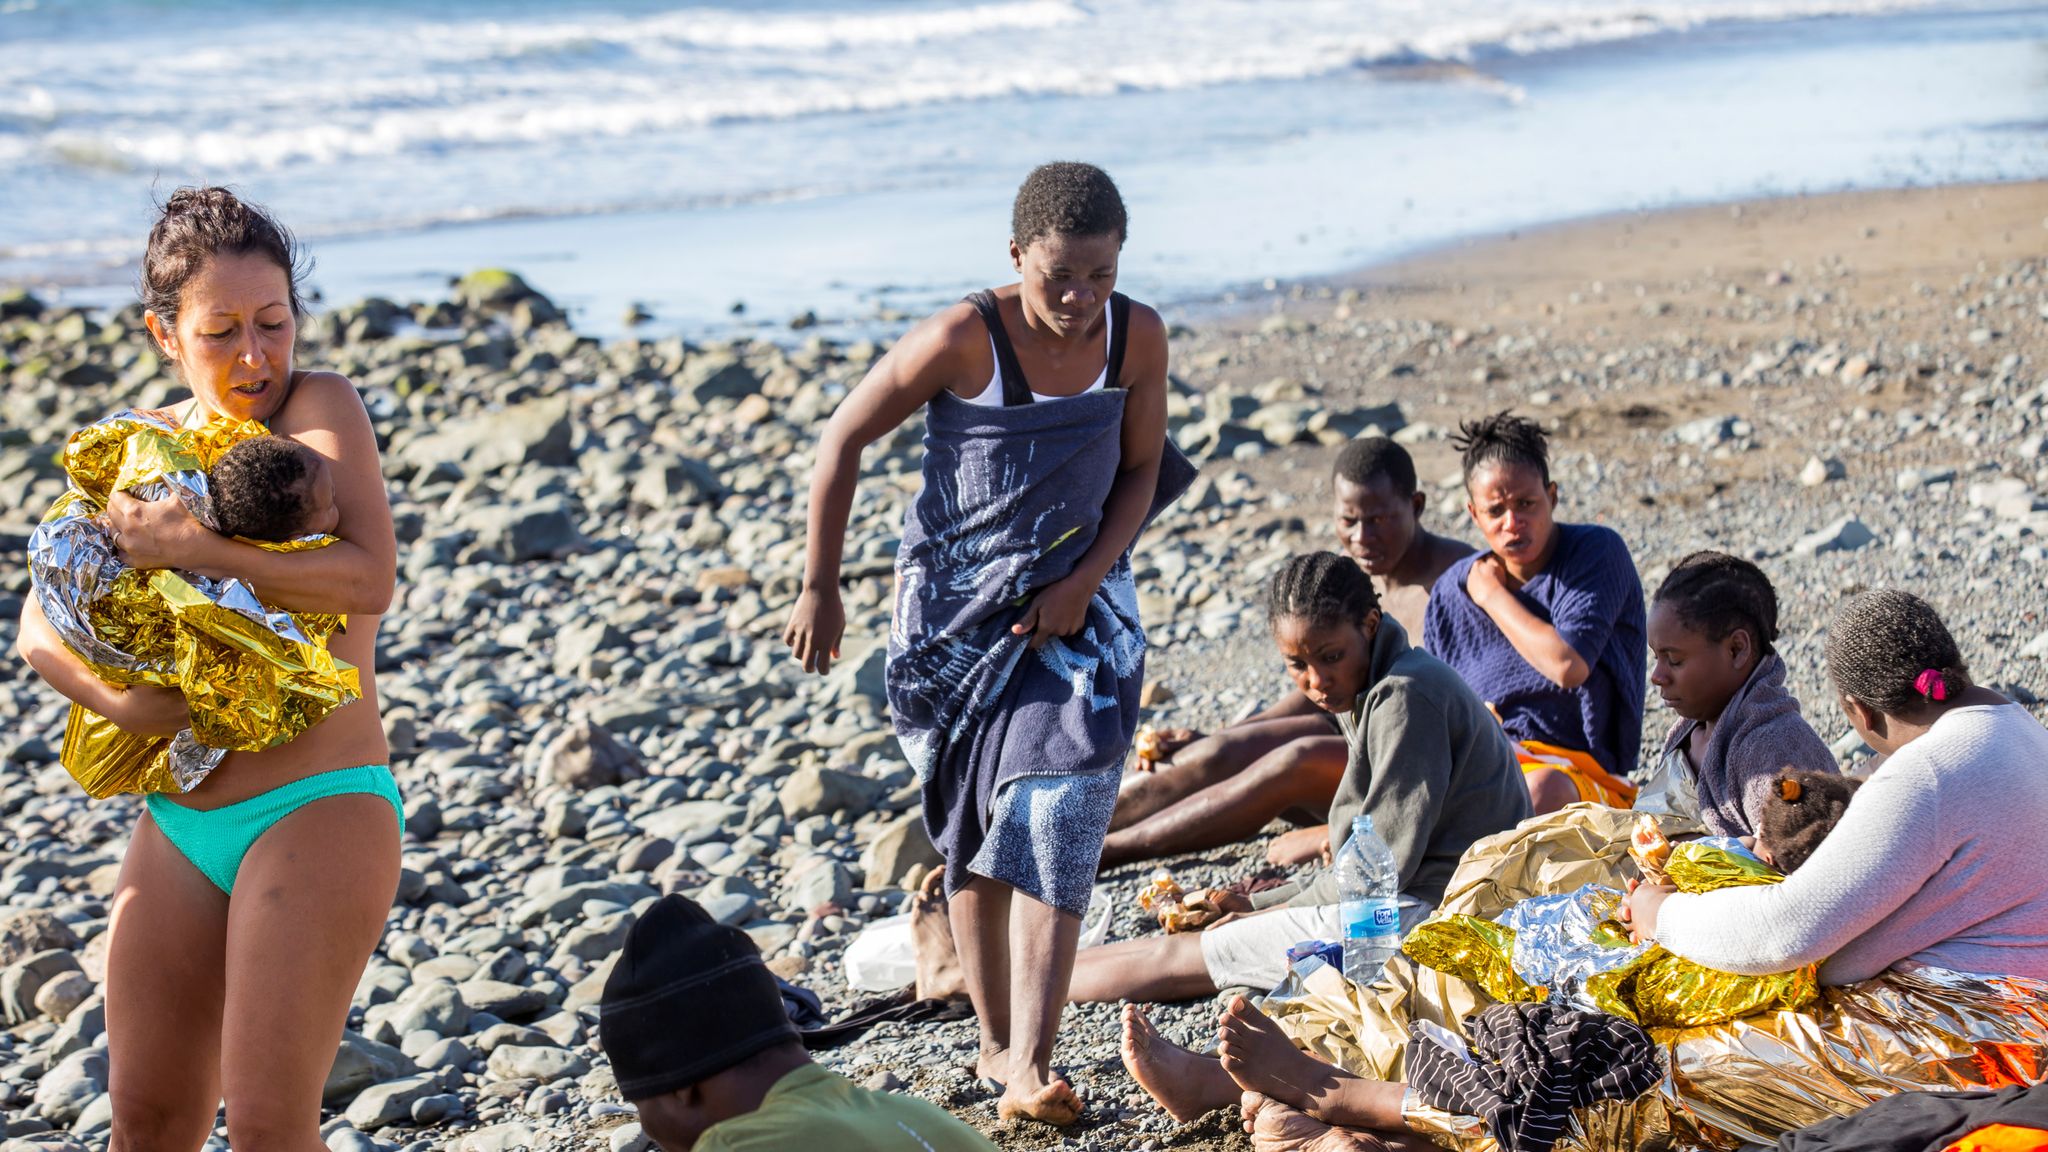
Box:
1255, 807, 2048, 1152
1407, 838, 1817, 1030
1264, 806, 1670, 1082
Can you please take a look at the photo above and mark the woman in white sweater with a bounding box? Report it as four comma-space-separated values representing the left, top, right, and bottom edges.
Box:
1626, 587, 2048, 983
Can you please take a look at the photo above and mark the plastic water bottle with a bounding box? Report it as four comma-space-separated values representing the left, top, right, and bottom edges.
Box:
1336, 813, 1401, 983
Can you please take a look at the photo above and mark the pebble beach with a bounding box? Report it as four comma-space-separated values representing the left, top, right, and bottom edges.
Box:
1, 178, 2045, 1152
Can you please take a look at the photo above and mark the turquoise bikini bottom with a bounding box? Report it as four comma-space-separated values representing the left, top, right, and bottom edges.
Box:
145, 764, 402, 895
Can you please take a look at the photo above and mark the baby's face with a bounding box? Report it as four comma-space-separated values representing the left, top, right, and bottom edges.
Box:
298, 454, 340, 536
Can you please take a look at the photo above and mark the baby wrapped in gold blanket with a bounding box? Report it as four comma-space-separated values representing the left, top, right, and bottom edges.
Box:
27, 410, 360, 798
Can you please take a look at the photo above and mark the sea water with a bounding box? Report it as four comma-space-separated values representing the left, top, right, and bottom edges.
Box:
1, 0, 2040, 332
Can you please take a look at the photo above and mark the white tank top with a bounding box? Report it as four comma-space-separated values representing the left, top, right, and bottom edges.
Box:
957, 303, 1113, 407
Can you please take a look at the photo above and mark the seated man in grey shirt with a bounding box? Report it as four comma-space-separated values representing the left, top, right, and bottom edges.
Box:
1070, 552, 1531, 1006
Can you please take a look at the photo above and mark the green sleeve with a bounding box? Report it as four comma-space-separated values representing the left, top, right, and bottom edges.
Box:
1356, 687, 1454, 893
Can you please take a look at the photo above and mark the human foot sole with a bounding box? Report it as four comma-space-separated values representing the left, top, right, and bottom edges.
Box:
1121, 1003, 1237, 1123
1217, 996, 1344, 1115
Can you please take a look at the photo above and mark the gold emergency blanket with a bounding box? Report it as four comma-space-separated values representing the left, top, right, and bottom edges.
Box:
27, 410, 358, 799
1404, 839, 1819, 1029
1263, 805, 1667, 1081
1408, 963, 2048, 1152
1246, 807, 2048, 1152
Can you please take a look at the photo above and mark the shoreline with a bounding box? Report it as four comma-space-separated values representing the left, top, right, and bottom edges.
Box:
1172, 176, 2048, 328
1, 180, 2045, 1152
9, 4, 2042, 342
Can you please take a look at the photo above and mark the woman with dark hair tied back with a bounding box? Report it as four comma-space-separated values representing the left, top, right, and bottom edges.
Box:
1627, 588, 2048, 982
13, 188, 399, 1148
784, 162, 1190, 1126
1424, 412, 1646, 814
1640, 550, 1839, 836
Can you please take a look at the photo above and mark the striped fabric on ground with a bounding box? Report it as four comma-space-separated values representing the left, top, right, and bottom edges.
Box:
1407, 1001, 1662, 1152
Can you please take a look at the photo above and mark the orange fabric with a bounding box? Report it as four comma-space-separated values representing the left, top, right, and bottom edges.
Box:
1942, 1124, 2048, 1152
1515, 740, 1637, 807
1970, 1042, 2045, 1089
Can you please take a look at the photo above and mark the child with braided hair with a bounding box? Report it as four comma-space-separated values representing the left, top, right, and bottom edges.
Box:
1641, 550, 1840, 837
1754, 768, 1862, 874
1627, 588, 2048, 984
1071, 552, 1530, 1016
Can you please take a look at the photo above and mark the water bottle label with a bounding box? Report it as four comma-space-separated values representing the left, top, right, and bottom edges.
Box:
1342, 897, 1399, 942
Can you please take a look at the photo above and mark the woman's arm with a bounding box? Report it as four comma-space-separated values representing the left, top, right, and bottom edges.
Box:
784, 306, 975, 674
106, 373, 397, 617
15, 595, 189, 736
1013, 303, 1170, 648
1465, 555, 1591, 689
1643, 768, 1949, 974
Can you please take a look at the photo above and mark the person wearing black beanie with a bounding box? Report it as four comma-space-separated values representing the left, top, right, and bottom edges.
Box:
600, 895, 996, 1151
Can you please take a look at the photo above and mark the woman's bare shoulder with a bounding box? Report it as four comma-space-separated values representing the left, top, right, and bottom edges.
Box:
888, 299, 993, 386
925, 298, 991, 345
272, 371, 368, 432
1118, 297, 1169, 384
1122, 297, 1165, 335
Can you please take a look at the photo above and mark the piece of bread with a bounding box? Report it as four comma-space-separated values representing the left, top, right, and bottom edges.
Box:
1631, 814, 1673, 886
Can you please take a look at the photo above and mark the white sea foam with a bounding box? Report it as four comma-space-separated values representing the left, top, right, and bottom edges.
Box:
0, 0, 2007, 290
2, 0, 1968, 173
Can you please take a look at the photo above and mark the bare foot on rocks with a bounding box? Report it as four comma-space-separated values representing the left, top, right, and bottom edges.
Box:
1216, 996, 1344, 1113
1243, 1093, 1389, 1152
1121, 1004, 1242, 1122
975, 1046, 1009, 1089
998, 1067, 1084, 1127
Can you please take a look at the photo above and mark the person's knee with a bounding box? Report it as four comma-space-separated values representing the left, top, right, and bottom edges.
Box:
1524, 767, 1580, 815
1247, 739, 1342, 800
110, 1089, 215, 1152
1168, 736, 1229, 779
223, 1103, 314, 1152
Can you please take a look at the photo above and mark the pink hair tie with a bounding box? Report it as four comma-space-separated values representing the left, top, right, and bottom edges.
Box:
1915, 668, 1948, 702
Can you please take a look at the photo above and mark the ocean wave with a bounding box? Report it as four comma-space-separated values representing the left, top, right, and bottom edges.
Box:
447, 0, 1090, 58
15, 0, 1968, 175
0, 174, 896, 275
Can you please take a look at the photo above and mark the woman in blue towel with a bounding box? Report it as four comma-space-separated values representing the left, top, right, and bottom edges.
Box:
784, 162, 1188, 1126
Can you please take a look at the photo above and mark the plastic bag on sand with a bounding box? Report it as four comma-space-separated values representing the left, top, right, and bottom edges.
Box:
844, 888, 1113, 994
1079, 886, 1112, 949
845, 914, 918, 994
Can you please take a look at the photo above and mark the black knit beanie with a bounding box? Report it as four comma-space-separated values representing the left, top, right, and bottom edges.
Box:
599, 895, 801, 1101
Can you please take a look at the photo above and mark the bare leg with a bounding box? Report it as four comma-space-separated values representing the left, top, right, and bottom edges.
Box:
1524, 766, 1580, 816
949, 877, 1014, 1084
911, 868, 965, 1002
1068, 932, 1217, 1004
1101, 736, 1347, 869
220, 793, 400, 1151
1217, 997, 1408, 1131
1113, 716, 1336, 831
1121, 1005, 1242, 1122
1242, 1093, 1436, 1152
997, 888, 1085, 1126
107, 814, 228, 1152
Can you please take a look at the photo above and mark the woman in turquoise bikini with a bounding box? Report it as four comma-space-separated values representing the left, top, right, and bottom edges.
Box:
14, 187, 400, 1150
